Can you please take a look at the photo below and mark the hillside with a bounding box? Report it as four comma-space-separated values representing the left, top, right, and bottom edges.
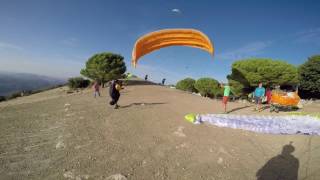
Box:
0, 71, 66, 96
0, 81, 319, 180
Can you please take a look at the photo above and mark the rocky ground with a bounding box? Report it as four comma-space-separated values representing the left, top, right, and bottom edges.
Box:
0, 81, 319, 180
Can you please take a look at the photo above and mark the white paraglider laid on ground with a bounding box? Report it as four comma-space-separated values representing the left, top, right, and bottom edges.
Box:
189, 114, 320, 135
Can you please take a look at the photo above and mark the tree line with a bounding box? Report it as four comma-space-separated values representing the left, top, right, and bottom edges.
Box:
3, 52, 318, 102
67, 52, 319, 99
176, 55, 320, 99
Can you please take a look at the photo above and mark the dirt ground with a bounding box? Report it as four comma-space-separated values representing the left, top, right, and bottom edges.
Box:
0, 81, 320, 180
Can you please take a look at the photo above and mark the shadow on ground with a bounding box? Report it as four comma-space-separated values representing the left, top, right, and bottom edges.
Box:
120, 102, 167, 108
256, 142, 299, 180
227, 105, 252, 113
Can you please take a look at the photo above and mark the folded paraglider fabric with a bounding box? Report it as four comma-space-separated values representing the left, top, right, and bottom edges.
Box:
193, 114, 320, 135
271, 92, 300, 106
184, 113, 197, 123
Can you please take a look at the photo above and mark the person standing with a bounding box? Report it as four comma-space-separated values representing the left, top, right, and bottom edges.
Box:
162, 78, 166, 85
254, 82, 266, 111
266, 87, 272, 104
144, 74, 148, 81
221, 83, 231, 113
93, 81, 100, 98
109, 80, 122, 109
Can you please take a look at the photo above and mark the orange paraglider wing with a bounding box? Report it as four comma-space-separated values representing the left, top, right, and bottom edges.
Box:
271, 92, 300, 106
131, 29, 214, 67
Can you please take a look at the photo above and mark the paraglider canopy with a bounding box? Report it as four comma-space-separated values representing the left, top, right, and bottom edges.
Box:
131, 28, 214, 67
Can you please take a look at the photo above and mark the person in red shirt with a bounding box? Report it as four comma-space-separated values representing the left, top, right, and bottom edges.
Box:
266, 87, 272, 104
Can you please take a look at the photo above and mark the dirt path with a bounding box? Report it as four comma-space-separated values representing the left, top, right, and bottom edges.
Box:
0, 83, 319, 179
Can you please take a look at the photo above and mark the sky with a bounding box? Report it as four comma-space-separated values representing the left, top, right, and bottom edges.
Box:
0, 0, 320, 84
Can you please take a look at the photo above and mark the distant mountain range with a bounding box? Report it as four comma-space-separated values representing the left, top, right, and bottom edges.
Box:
0, 71, 67, 96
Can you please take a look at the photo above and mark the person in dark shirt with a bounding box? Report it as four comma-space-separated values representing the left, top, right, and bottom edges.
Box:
109, 80, 122, 109
161, 78, 166, 85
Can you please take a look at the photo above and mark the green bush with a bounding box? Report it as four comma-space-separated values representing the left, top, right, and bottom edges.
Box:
227, 79, 243, 97
299, 55, 320, 99
7, 92, 22, 100
68, 77, 90, 89
124, 73, 138, 79
80, 52, 126, 85
227, 58, 299, 96
194, 78, 220, 98
0, 96, 6, 102
176, 78, 196, 92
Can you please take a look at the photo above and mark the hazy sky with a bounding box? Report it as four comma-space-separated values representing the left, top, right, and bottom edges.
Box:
0, 0, 320, 84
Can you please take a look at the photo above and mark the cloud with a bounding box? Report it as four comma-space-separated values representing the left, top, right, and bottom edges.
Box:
61, 38, 79, 46
294, 28, 320, 44
0, 42, 23, 50
171, 8, 181, 14
216, 41, 272, 60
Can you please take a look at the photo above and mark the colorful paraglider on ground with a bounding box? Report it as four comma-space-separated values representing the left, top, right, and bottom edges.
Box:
271, 92, 300, 106
270, 91, 301, 112
131, 28, 214, 67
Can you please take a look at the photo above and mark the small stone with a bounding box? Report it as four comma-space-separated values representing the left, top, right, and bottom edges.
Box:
56, 141, 65, 149
82, 175, 89, 179
24, 147, 31, 151
217, 157, 223, 164
105, 174, 127, 180
142, 160, 147, 165
173, 126, 186, 137
63, 171, 75, 179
